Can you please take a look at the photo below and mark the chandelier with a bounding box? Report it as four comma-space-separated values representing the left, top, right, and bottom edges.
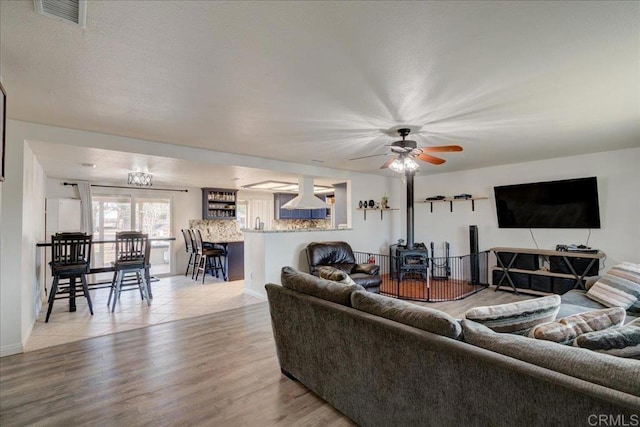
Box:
128, 171, 153, 187
388, 155, 419, 174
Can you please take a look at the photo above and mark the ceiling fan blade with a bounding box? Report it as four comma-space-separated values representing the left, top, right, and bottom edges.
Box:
349, 153, 388, 161
380, 156, 396, 169
420, 145, 463, 152
417, 153, 446, 165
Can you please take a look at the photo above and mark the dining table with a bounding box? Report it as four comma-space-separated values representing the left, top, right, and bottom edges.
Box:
36, 236, 175, 312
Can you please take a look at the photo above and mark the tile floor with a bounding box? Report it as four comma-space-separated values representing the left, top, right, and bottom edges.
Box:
25, 274, 264, 352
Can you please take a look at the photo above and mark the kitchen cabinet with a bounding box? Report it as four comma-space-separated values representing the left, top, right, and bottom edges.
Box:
202, 188, 237, 220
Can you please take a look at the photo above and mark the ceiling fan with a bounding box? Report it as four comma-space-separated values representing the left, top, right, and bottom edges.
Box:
349, 128, 463, 172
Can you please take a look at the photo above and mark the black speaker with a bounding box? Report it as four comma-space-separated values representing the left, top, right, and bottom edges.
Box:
469, 225, 479, 284
469, 225, 478, 254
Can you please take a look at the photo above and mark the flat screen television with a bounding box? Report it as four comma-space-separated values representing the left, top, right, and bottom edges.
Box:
494, 177, 601, 229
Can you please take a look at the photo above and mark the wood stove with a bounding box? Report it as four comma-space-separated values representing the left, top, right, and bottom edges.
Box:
391, 242, 429, 281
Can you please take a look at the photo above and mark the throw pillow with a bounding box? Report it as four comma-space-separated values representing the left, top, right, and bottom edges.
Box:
464, 295, 561, 334
351, 290, 462, 339
280, 266, 364, 306
529, 307, 626, 344
316, 266, 357, 286
587, 262, 640, 313
573, 318, 640, 359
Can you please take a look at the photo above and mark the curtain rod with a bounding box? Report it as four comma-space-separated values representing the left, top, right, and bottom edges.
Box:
63, 182, 189, 193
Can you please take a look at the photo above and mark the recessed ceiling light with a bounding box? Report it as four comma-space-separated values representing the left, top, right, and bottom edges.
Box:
81, 163, 96, 168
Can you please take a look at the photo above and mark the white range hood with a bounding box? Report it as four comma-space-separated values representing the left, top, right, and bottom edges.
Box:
282, 176, 331, 210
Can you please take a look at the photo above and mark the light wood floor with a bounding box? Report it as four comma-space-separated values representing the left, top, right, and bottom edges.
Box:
26, 275, 263, 352
1, 286, 528, 426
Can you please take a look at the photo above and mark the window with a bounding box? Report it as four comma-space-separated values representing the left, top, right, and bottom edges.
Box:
92, 195, 171, 275
236, 200, 248, 229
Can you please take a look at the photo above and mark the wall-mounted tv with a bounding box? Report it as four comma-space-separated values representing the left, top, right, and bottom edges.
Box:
494, 177, 601, 229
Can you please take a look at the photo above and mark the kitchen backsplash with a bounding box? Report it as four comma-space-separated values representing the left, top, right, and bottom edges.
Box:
272, 219, 331, 230
189, 219, 243, 241
188, 219, 332, 238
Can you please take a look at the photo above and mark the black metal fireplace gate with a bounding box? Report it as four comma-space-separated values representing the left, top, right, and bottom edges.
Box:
355, 250, 489, 302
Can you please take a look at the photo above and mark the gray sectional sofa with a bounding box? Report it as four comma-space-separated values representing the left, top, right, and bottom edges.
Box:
266, 268, 640, 427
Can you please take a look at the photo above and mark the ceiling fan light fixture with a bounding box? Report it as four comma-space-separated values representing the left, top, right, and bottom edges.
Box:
388, 158, 405, 173
389, 155, 419, 174
404, 157, 420, 173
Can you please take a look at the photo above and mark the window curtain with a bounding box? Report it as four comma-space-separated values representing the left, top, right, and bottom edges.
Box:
77, 181, 93, 236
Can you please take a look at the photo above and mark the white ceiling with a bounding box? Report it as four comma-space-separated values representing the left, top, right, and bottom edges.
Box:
1, 1, 638, 186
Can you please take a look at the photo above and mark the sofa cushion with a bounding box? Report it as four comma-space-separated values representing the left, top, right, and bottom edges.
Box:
281, 266, 364, 306
573, 318, 640, 359
464, 295, 561, 334
461, 319, 640, 397
587, 262, 640, 313
529, 307, 625, 344
316, 266, 357, 285
351, 291, 462, 339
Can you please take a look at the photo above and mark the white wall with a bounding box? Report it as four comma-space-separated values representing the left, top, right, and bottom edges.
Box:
413, 148, 640, 267
0, 135, 46, 357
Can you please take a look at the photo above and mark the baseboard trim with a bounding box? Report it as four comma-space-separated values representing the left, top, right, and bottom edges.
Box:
1, 342, 24, 358
243, 288, 267, 301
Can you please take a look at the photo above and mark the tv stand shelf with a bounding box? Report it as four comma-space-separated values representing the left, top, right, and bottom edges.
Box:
490, 247, 605, 295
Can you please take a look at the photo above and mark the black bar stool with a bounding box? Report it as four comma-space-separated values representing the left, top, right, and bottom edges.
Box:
46, 232, 93, 323
181, 228, 197, 277
108, 231, 151, 312
193, 229, 226, 283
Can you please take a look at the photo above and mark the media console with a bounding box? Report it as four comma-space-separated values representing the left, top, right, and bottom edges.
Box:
490, 247, 605, 295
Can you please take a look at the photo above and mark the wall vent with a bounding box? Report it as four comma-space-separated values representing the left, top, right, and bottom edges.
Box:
34, 0, 87, 28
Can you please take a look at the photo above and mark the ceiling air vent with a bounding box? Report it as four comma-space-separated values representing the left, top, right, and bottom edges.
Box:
34, 0, 87, 28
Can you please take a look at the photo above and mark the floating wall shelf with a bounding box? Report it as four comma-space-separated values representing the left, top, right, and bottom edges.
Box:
357, 207, 399, 220
418, 196, 488, 212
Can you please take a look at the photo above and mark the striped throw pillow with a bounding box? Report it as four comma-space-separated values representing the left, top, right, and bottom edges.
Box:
529, 307, 626, 344
464, 295, 561, 335
587, 263, 640, 314
573, 318, 640, 359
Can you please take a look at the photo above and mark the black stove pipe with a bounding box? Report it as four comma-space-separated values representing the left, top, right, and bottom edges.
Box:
406, 172, 415, 249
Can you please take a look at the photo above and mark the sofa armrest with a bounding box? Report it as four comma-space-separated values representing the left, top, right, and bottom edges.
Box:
353, 263, 380, 275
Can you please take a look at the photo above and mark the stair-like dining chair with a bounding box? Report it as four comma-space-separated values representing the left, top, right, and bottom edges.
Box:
193, 229, 226, 283
181, 228, 197, 277
46, 232, 94, 322
108, 231, 151, 312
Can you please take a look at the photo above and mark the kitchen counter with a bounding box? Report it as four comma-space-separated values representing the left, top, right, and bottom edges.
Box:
201, 234, 244, 243
242, 228, 352, 234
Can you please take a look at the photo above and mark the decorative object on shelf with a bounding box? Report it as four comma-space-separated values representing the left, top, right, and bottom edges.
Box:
426, 195, 446, 201
359, 201, 363, 208
381, 194, 389, 209
368, 199, 375, 208
127, 171, 153, 187
454, 194, 473, 199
